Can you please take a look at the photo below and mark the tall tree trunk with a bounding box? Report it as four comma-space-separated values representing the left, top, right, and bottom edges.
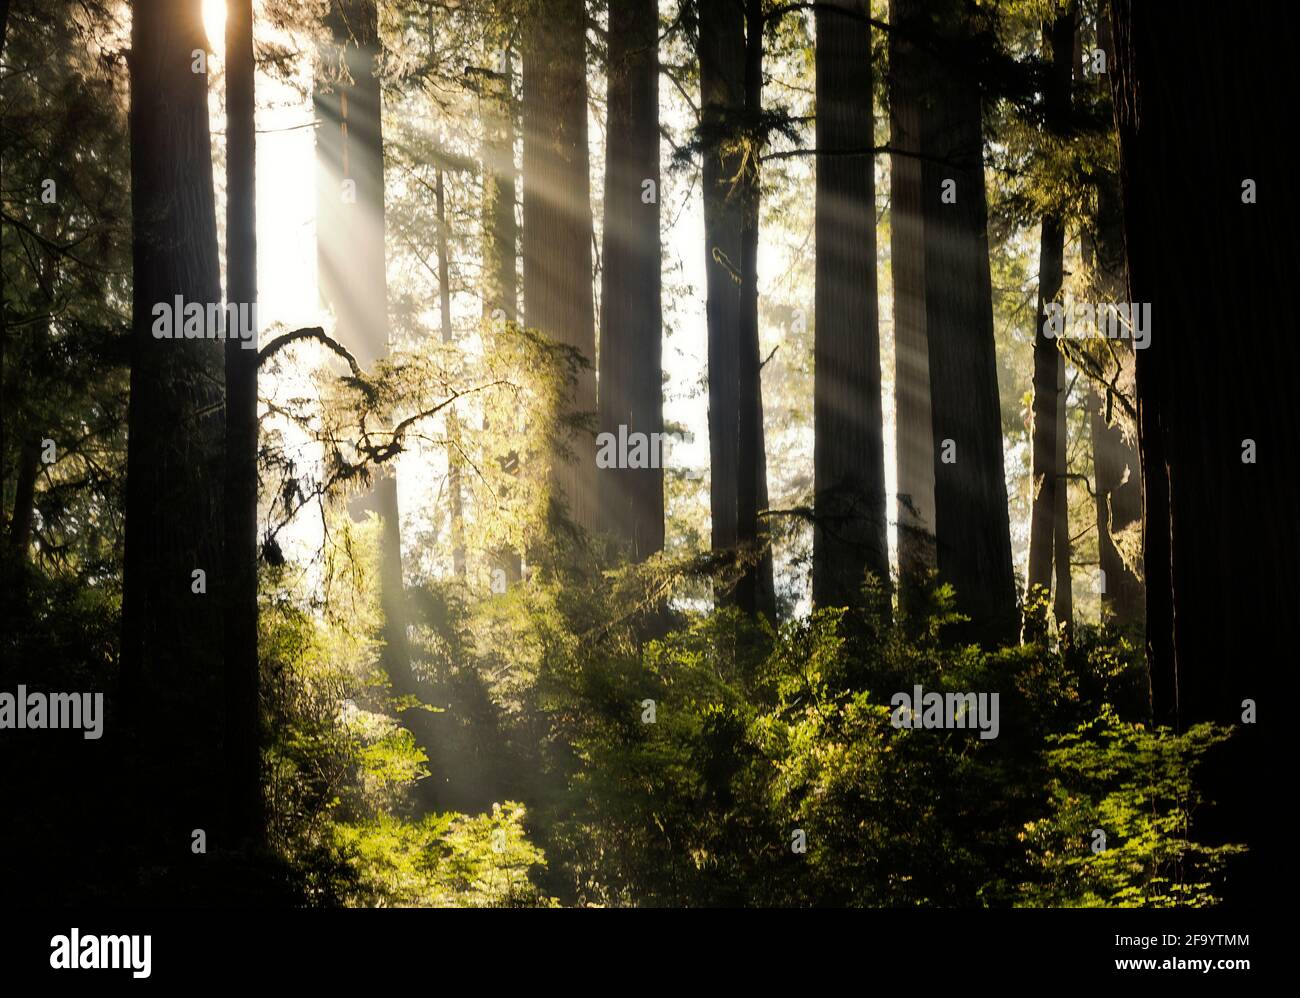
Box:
598, 0, 663, 561
697, 0, 743, 606
812, 0, 887, 611
917, 0, 1018, 645
1081, 19, 1143, 629
122, 0, 226, 857
1110, 0, 1297, 904
1025, 8, 1074, 641
436, 167, 466, 577
0, 0, 6, 571
1026, 221, 1062, 625
889, 0, 936, 618
1052, 358, 1073, 636
736, 0, 776, 620
481, 46, 517, 327
521, 0, 598, 535
222, 0, 263, 849
478, 43, 523, 582
315, 0, 413, 706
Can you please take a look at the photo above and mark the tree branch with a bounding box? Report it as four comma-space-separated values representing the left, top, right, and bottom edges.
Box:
258, 326, 360, 376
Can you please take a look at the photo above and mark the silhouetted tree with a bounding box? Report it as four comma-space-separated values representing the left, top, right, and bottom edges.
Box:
812, 0, 888, 611
122, 0, 226, 858
1110, 0, 1297, 903
598, 0, 663, 560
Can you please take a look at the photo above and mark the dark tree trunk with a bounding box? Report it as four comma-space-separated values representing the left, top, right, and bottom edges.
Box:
0, 1, 7, 548
1025, 9, 1074, 641
315, 0, 413, 711
888, 0, 936, 618
222, 0, 263, 849
812, 0, 888, 611
1026, 219, 1062, 621
697, 0, 744, 606
522, 0, 598, 535
1110, 0, 1298, 904
598, 0, 663, 562
1052, 357, 1073, 636
1081, 54, 1143, 628
917, 0, 1018, 645
736, 0, 776, 620
122, 0, 226, 856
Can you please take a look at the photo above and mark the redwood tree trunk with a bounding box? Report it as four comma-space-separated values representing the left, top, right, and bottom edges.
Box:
1052, 356, 1073, 636
736, 0, 776, 620
1026, 218, 1062, 622
917, 0, 1018, 645
1082, 65, 1143, 629
478, 43, 522, 582
889, 0, 936, 618
1025, 8, 1074, 641
521, 0, 598, 535
1110, 0, 1297, 904
122, 0, 226, 858
697, 0, 744, 606
598, 0, 663, 561
223, 0, 263, 848
812, 0, 888, 611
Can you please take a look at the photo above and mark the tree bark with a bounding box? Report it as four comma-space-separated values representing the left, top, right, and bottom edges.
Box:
122, 0, 226, 855
1052, 356, 1073, 636
812, 0, 888, 611
889, 0, 936, 617
697, 0, 744, 606
480, 46, 517, 326
736, 0, 776, 620
222, 0, 263, 849
1025, 8, 1074, 641
1110, 0, 1298, 904
521, 0, 598, 535
598, 0, 663, 561
917, 0, 1018, 645
478, 42, 523, 582
1081, 26, 1143, 629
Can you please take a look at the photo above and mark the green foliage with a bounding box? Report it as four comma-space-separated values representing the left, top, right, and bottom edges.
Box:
1015, 708, 1242, 907
331, 804, 555, 907
401, 538, 1240, 908
260, 519, 556, 906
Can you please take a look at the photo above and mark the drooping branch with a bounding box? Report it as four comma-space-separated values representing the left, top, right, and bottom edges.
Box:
257, 326, 360, 376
